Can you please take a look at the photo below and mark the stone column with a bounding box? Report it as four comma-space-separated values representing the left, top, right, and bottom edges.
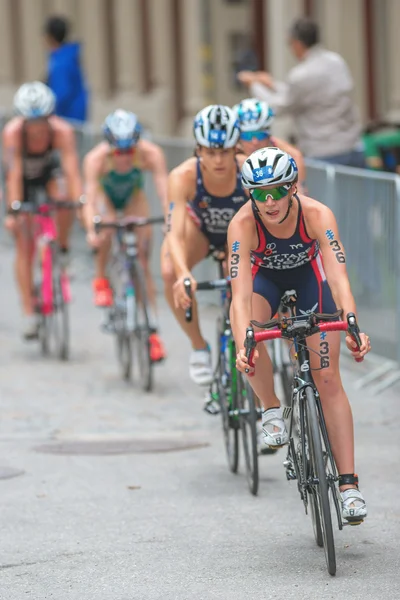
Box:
264, 0, 303, 138
320, 0, 367, 123
79, 0, 108, 94
113, 0, 138, 92
0, 0, 14, 85
19, 0, 47, 81
385, 0, 400, 119
182, 0, 204, 117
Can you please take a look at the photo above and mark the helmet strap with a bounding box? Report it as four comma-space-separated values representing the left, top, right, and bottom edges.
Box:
278, 195, 293, 224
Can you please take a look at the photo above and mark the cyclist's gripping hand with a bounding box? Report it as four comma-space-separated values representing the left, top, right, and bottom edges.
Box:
173, 275, 197, 310
346, 332, 371, 362
236, 347, 259, 374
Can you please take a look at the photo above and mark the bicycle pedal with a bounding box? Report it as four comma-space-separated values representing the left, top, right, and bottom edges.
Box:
203, 399, 220, 415
101, 321, 115, 334
344, 519, 364, 527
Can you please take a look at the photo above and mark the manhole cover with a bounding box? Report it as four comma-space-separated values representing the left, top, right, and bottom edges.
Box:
0, 467, 25, 480
33, 438, 209, 456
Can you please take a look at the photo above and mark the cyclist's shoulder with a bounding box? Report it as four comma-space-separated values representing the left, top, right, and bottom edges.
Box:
229, 199, 253, 230
235, 151, 247, 169
137, 139, 166, 169
83, 141, 108, 172
168, 157, 197, 197
2, 116, 23, 141
170, 156, 197, 180
48, 116, 76, 144
299, 194, 335, 230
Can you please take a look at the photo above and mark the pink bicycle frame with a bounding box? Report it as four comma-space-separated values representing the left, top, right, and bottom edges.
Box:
33, 206, 70, 315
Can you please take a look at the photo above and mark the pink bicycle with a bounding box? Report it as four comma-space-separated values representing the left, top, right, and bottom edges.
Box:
10, 195, 80, 360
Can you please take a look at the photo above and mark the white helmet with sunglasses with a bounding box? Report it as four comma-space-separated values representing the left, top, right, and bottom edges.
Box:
193, 104, 240, 149
14, 81, 55, 119
241, 147, 298, 190
233, 98, 274, 132
103, 109, 142, 149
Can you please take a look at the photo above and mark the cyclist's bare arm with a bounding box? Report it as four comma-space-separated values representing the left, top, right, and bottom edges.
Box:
273, 136, 306, 191
167, 159, 197, 278
139, 140, 169, 216
54, 121, 82, 202
83, 143, 108, 234
303, 198, 356, 317
2, 120, 23, 206
228, 206, 257, 348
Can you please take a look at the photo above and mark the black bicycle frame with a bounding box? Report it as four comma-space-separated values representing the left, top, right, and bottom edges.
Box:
288, 329, 340, 521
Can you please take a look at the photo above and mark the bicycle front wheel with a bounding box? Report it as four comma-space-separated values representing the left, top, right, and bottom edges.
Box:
305, 386, 336, 576
216, 321, 239, 473
238, 374, 259, 495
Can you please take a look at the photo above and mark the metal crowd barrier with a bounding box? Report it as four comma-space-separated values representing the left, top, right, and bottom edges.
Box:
306, 159, 400, 393
1, 111, 399, 391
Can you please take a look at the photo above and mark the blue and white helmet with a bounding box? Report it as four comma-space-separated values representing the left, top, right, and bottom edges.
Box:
13, 81, 55, 119
233, 98, 274, 132
193, 105, 240, 149
102, 110, 142, 149
241, 147, 298, 189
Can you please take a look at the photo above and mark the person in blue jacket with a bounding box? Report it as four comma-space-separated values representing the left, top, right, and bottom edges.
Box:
44, 15, 89, 123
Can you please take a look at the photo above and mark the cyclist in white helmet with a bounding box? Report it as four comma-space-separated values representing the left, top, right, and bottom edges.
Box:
162, 104, 247, 386
233, 98, 306, 191
227, 146, 370, 523
83, 109, 169, 362
3, 81, 82, 339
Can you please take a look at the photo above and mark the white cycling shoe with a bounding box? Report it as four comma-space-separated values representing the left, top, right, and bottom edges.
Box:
189, 344, 213, 387
340, 489, 367, 523
262, 406, 289, 448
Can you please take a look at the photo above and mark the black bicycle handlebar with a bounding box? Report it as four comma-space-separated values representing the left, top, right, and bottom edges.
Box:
93, 215, 164, 234
8, 199, 82, 214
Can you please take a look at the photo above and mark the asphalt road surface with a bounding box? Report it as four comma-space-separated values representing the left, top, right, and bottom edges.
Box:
0, 236, 399, 600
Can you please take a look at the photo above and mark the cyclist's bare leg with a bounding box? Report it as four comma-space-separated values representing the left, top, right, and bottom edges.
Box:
13, 216, 35, 315
92, 192, 116, 279
236, 292, 281, 410
305, 330, 355, 491
47, 177, 74, 250
161, 217, 210, 350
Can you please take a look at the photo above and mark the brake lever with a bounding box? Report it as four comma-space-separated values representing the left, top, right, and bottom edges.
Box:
244, 327, 257, 375
184, 278, 192, 322
347, 312, 363, 362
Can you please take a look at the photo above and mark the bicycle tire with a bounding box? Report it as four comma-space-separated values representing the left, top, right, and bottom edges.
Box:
216, 318, 239, 473
52, 267, 69, 361
130, 263, 153, 393
117, 324, 132, 381
238, 375, 259, 495
305, 386, 336, 575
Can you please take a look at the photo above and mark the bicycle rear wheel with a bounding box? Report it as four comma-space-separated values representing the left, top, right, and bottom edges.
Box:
238, 374, 259, 495
115, 302, 132, 380
51, 266, 69, 360
37, 246, 69, 360
305, 386, 336, 575
131, 264, 153, 392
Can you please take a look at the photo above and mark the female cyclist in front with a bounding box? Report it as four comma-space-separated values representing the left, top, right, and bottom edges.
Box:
227, 146, 370, 523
